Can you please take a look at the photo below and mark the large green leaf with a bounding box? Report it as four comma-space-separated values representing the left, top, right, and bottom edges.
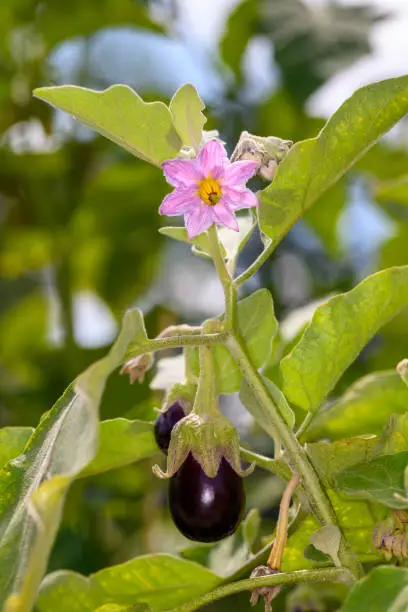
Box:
33, 85, 182, 166
340, 566, 408, 612
306, 371, 408, 441
80, 418, 156, 478
0, 308, 147, 612
307, 436, 379, 488
191, 289, 278, 393
37, 555, 221, 612
335, 452, 408, 510
280, 266, 408, 412
169, 84, 206, 151
0, 428, 33, 469
259, 75, 408, 243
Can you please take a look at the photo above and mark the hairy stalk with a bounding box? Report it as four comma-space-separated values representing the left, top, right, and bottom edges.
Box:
227, 333, 363, 579
296, 412, 314, 441
172, 568, 350, 612
207, 225, 237, 327
125, 331, 229, 361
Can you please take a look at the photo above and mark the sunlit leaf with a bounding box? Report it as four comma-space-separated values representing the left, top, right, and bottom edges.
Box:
335, 452, 408, 509
169, 84, 206, 151
0, 428, 32, 469
80, 418, 156, 478
340, 566, 408, 612
0, 309, 148, 611
34, 85, 182, 166
259, 75, 408, 243
307, 436, 378, 488
306, 371, 408, 441
280, 266, 408, 412
37, 555, 221, 612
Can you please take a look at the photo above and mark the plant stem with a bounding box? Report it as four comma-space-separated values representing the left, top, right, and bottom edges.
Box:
125, 331, 229, 361
268, 473, 299, 570
172, 568, 350, 612
240, 447, 292, 480
296, 412, 314, 441
207, 225, 237, 327
233, 238, 275, 288
227, 333, 363, 579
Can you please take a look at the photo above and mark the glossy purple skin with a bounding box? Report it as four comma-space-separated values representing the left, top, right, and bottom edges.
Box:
154, 401, 185, 454
169, 454, 245, 542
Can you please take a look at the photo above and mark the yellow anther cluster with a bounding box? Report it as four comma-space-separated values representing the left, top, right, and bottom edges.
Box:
198, 177, 222, 206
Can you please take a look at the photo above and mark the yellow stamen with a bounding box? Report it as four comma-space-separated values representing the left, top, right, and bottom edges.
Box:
198, 177, 222, 206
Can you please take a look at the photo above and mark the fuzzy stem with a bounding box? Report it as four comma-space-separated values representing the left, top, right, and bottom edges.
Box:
125, 331, 229, 361
296, 412, 314, 441
194, 345, 220, 418
171, 568, 350, 612
226, 333, 363, 580
207, 224, 237, 327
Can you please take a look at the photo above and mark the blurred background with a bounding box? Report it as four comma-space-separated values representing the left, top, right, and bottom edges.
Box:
1, 0, 408, 609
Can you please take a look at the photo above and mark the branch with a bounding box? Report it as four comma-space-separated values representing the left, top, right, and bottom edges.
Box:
172, 568, 350, 612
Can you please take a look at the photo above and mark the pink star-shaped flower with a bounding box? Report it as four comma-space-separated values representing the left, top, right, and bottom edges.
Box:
159, 139, 259, 239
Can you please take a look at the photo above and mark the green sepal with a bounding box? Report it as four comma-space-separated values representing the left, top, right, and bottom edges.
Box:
153, 410, 253, 479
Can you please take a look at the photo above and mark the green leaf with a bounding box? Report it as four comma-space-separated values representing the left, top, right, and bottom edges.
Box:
192, 289, 277, 394
280, 266, 408, 412
0, 308, 147, 612
159, 216, 254, 263
340, 566, 408, 612
0, 428, 32, 469
33, 85, 182, 166
96, 605, 149, 612
306, 371, 408, 441
259, 75, 408, 243
80, 418, 156, 478
335, 452, 408, 509
169, 84, 206, 151
375, 174, 408, 207
37, 555, 221, 612
310, 526, 341, 567
158, 226, 218, 259
240, 375, 295, 429
307, 436, 379, 488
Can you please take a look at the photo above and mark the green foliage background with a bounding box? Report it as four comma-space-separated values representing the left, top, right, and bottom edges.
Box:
1, 1, 408, 610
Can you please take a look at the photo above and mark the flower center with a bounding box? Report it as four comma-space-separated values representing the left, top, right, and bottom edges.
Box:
198, 177, 222, 206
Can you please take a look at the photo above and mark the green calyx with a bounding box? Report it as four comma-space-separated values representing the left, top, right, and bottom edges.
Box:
159, 381, 197, 414
153, 410, 253, 479
153, 345, 254, 479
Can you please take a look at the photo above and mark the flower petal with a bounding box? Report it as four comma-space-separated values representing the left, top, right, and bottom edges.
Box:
162, 159, 202, 188
185, 204, 214, 239
159, 187, 200, 216
213, 201, 239, 231
224, 160, 259, 186
197, 140, 228, 177
223, 186, 258, 211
